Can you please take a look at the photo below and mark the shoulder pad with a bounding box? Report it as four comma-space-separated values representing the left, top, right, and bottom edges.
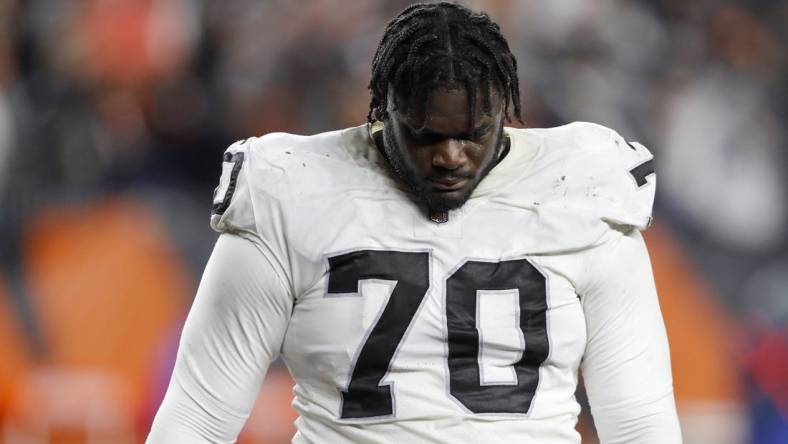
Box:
566, 122, 656, 230
209, 133, 295, 236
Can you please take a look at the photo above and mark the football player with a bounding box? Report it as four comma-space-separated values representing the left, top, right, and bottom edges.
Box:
148, 3, 681, 443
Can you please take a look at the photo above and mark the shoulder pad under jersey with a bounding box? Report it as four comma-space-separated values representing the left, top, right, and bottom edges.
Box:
209, 133, 296, 238
561, 122, 656, 231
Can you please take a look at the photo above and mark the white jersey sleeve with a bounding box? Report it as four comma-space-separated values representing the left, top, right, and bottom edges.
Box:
147, 233, 293, 443
562, 123, 679, 442
579, 228, 681, 443
148, 138, 295, 443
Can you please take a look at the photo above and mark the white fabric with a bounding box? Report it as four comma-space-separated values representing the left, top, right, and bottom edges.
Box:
147, 234, 292, 443
148, 122, 679, 443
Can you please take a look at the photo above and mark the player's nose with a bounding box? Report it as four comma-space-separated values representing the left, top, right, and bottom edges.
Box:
431, 139, 467, 171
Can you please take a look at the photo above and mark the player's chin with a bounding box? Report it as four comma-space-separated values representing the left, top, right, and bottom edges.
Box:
423, 187, 473, 211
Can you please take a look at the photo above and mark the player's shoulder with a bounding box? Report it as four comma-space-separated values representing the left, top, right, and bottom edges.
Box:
210, 125, 379, 234
510, 120, 654, 176
513, 121, 636, 154
229, 126, 357, 171
228, 125, 375, 186
510, 121, 656, 232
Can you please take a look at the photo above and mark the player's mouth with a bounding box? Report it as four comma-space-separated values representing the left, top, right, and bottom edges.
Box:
427, 177, 469, 192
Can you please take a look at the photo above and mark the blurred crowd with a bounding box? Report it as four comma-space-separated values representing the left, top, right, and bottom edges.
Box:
0, 0, 785, 443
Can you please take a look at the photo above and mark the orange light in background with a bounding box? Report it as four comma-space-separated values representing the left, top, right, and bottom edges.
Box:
0, 273, 30, 434
1, 199, 191, 442
78, 0, 196, 88
646, 225, 745, 444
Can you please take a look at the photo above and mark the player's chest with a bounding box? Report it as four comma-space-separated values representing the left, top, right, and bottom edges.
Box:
284, 195, 587, 351
280, 197, 587, 418
286, 192, 576, 273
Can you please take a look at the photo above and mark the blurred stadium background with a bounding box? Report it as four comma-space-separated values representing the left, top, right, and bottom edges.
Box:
0, 0, 785, 443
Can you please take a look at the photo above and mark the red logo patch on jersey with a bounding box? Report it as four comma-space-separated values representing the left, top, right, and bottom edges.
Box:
429, 210, 449, 224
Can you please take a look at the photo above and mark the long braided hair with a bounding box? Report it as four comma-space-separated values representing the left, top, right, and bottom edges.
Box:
368, 2, 522, 125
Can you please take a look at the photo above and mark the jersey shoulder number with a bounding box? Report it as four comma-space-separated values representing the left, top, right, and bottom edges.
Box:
210, 138, 256, 234
212, 149, 245, 216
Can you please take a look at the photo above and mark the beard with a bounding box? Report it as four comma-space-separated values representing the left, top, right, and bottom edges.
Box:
381, 122, 505, 212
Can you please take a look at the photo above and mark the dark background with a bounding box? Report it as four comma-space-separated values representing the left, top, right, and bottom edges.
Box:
0, 1, 785, 443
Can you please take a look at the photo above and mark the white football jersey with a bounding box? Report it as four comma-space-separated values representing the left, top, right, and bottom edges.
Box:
148, 122, 681, 443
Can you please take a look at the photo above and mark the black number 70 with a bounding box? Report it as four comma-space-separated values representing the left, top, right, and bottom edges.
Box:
327, 250, 549, 419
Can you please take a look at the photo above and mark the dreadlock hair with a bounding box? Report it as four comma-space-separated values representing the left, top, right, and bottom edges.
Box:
368, 2, 522, 126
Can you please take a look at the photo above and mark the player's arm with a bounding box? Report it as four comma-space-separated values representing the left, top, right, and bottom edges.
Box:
579, 228, 681, 443
146, 233, 293, 443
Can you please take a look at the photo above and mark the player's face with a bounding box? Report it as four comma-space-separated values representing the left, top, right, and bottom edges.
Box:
383, 87, 505, 211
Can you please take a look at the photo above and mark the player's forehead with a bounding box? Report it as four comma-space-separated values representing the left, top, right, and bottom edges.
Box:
394, 86, 503, 133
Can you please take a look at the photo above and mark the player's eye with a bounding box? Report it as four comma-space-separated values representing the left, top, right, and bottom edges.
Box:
404, 127, 438, 145
471, 126, 493, 141
421, 134, 445, 145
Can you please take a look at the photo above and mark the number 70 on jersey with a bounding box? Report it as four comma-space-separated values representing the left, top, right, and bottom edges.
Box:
326, 249, 550, 419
